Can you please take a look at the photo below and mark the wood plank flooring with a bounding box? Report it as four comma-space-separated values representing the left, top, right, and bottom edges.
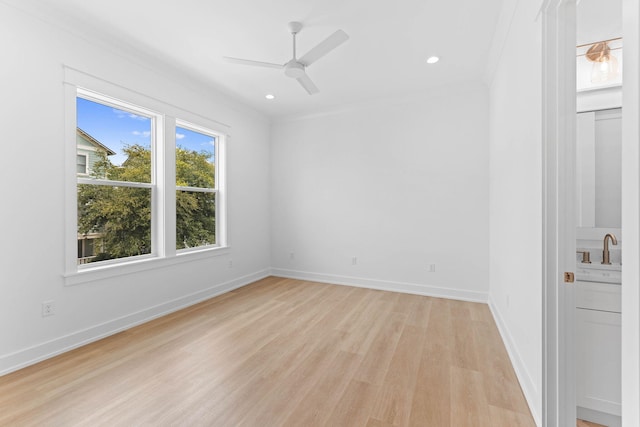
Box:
0, 277, 536, 426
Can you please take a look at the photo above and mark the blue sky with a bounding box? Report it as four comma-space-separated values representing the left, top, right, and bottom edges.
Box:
77, 97, 215, 166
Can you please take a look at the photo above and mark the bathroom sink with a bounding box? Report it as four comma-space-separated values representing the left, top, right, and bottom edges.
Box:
576, 262, 621, 284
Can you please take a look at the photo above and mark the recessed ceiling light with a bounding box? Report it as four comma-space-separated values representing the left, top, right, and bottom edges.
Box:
265, 94, 275, 100
426, 56, 440, 64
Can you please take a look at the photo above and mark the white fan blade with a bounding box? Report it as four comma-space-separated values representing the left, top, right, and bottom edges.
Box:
298, 30, 349, 66
223, 57, 283, 69
296, 74, 319, 95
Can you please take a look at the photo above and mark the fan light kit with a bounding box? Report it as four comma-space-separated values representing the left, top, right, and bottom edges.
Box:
224, 22, 349, 95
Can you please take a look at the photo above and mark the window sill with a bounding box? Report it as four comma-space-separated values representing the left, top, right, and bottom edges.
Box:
63, 246, 230, 286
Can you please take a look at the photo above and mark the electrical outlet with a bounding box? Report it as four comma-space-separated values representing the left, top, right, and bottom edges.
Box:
42, 301, 55, 317
352, 256, 357, 265
428, 264, 436, 272
289, 252, 295, 260
228, 260, 233, 268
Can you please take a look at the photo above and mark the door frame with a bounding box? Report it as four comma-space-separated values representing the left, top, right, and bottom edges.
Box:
541, 1, 577, 426
542, 0, 640, 426
620, 0, 640, 425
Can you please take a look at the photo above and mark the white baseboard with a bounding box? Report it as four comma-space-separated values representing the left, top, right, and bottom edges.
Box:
488, 297, 541, 427
0, 269, 270, 377
270, 268, 488, 303
577, 406, 621, 427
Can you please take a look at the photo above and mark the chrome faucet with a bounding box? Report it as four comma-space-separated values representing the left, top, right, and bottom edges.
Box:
602, 233, 618, 265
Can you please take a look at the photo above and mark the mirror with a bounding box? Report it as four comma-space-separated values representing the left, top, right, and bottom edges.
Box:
576, 107, 622, 228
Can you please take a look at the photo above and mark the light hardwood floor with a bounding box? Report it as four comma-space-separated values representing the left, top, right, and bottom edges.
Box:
0, 277, 536, 426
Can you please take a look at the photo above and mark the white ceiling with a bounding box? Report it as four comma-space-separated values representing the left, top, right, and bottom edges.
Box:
38, 0, 504, 118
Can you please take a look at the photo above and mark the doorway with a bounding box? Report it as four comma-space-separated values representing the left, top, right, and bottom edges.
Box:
542, 0, 640, 426
574, 5, 623, 424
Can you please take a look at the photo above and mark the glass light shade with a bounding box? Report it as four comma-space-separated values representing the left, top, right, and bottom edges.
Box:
590, 54, 619, 83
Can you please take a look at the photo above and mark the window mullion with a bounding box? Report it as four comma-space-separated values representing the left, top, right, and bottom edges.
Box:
163, 116, 177, 257
217, 135, 226, 247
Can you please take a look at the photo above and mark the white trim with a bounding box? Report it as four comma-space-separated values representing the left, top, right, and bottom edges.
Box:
77, 178, 154, 188
621, 0, 640, 423
270, 268, 488, 303
163, 116, 176, 258
544, 3, 640, 424
78, 87, 159, 121
76, 145, 101, 153
488, 298, 541, 427
212, 134, 227, 248
76, 152, 88, 175
153, 112, 165, 258
65, 246, 230, 286
577, 86, 623, 113
577, 407, 621, 427
76, 87, 161, 259
174, 118, 224, 251
0, 269, 270, 377
67, 73, 229, 278
64, 82, 79, 275
173, 118, 226, 253
175, 119, 222, 141
65, 66, 231, 133
541, 0, 577, 425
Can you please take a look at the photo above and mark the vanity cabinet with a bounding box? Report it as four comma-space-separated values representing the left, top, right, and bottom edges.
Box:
575, 280, 621, 417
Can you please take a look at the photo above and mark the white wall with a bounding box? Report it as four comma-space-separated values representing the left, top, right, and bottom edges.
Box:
0, 2, 271, 374
487, 0, 543, 424
270, 84, 490, 301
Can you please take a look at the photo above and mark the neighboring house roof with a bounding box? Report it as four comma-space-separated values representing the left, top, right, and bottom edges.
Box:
77, 128, 116, 155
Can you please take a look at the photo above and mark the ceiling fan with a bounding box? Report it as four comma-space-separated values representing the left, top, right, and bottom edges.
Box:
224, 22, 349, 95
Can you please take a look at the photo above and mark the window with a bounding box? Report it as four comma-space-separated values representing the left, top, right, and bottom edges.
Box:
76, 154, 88, 175
175, 124, 218, 250
77, 237, 99, 263
76, 94, 154, 265
68, 84, 226, 277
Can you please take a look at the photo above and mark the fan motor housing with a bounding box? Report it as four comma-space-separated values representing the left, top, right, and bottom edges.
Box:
288, 21, 302, 34
284, 61, 305, 78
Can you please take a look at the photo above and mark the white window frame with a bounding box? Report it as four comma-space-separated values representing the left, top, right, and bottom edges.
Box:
76, 89, 159, 268
175, 120, 221, 254
63, 68, 228, 286
76, 153, 89, 175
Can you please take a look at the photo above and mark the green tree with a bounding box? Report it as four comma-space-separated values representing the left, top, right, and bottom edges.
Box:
78, 144, 215, 261
176, 147, 216, 249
